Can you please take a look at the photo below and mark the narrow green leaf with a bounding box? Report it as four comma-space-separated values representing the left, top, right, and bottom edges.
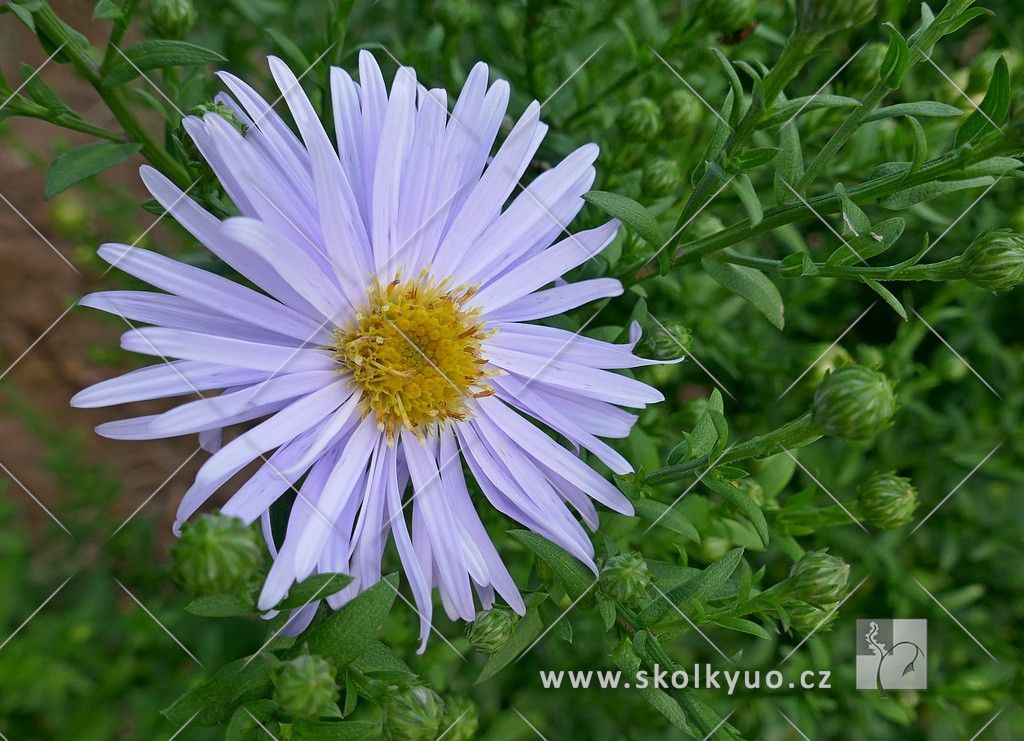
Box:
162, 657, 274, 727
509, 530, 595, 601
291, 719, 380, 740
93, 0, 123, 21
879, 24, 911, 89
226, 700, 278, 741
955, 56, 1009, 146
826, 217, 905, 267
835, 184, 871, 237
20, 63, 67, 112
760, 95, 860, 129
864, 279, 908, 320
729, 173, 763, 226
704, 476, 769, 548
266, 28, 313, 72
276, 572, 354, 610
863, 101, 962, 122
701, 258, 784, 329
711, 616, 771, 640
291, 574, 398, 669
878, 177, 995, 209
779, 252, 818, 277
637, 548, 744, 626
45, 141, 142, 198
754, 452, 797, 499
733, 147, 779, 171
185, 592, 258, 617
583, 191, 663, 249
907, 115, 928, 174
102, 40, 226, 88
632, 498, 700, 541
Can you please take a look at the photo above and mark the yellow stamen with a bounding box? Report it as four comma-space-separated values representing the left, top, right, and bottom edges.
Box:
333, 269, 495, 441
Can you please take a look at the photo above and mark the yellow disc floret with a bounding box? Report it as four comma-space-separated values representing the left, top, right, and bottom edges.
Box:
333, 270, 495, 441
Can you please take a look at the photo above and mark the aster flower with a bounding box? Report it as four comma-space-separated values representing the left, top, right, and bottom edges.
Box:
72, 52, 664, 646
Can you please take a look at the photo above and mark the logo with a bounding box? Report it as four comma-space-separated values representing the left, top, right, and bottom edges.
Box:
855, 619, 927, 695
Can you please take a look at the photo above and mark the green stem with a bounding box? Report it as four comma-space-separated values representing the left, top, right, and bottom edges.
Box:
719, 250, 965, 281
646, 412, 821, 486
31, 2, 191, 188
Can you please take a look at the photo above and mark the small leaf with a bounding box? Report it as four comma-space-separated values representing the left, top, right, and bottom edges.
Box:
701, 258, 784, 329
102, 40, 226, 88
185, 592, 258, 617
637, 548, 744, 626
760, 95, 860, 129
598, 598, 617, 630
955, 56, 1009, 146
729, 173, 763, 226
509, 530, 594, 601
21, 63, 68, 113
712, 616, 771, 640
163, 657, 274, 727
276, 572, 354, 610
779, 252, 818, 277
45, 141, 142, 198
907, 115, 928, 174
290, 574, 398, 669
879, 24, 911, 89
226, 700, 278, 741
733, 147, 779, 171
878, 177, 995, 209
631, 499, 700, 542
754, 452, 797, 498
704, 476, 769, 548
583, 191, 664, 249
863, 101, 962, 122
863, 279, 908, 320
93, 0, 123, 21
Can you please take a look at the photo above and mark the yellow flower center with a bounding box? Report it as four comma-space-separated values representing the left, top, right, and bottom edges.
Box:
333, 271, 494, 441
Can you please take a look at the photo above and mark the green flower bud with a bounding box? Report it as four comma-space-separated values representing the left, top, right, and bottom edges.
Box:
644, 321, 692, 360
962, 229, 1024, 292
170, 512, 263, 595
789, 549, 850, 607
787, 599, 839, 635
696, 0, 756, 35
812, 365, 897, 441
662, 89, 705, 136
621, 98, 662, 140
600, 552, 651, 606
436, 0, 483, 30
187, 101, 248, 137
857, 471, 918, 530
467, 608, 516, 653
797, 0, 877, 35
801, 342, 854, 388
642, 159, 683, 198
439, 695, 479, 741
149, 0, 197, 40
385, 685, 445, 741
273, 654, 339, 718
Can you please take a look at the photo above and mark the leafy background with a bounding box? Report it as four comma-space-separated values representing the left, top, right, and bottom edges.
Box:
0, 0, 1022, 738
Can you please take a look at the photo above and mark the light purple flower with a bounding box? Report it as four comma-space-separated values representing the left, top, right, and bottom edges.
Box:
72, 53, 663, 646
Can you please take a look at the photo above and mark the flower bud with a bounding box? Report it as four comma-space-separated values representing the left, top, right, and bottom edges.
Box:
467, 608, 516, 653
789, 549, 850, 607
644, 321, 692, 360
600, 552, 651, 606
696, 0, 756, 35
385, 685, 444, 741
787, 599, 839, 634
170, 512, 263, 595
797, 0, 876, 35
663, 89, 705, 136
621, 98, 662, 140
439, 695, 479, 741
273, 654, 339, 718
642, 159, 683, 198
812, 365, 897, 441
857, 471, 918, 530
962, 229, 1024, 292
149, 0, 197, 40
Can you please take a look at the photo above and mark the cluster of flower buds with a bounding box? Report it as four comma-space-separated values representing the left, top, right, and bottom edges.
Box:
170, 512, 263, 595
600, 552, 652, 607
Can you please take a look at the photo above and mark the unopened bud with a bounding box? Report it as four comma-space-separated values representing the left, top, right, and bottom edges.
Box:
385, 685, 444, 741
171, 512, 263, 595
439, 695, 479, 741
621, 98, 662, 140
642, 159, 683, 198
787, 599, 839, 634
790, 549, 850, 607
467, 608, 516, 653
645, 321, 692, 360
663, 89, 705, 136
149, 0, 197, 40
857, 471, 918, 529
273, 654, 339, 718
600, 552, 651, 606
812, 365, 897, 441
962, 229, 1024, 292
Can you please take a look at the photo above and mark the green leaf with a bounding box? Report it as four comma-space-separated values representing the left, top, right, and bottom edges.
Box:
864, 279, 908, 320
711, 616, 771, 640
45, 141, 142, 198
93, 0, 123, 21
611, 637, 693, 732
583, 191, 664, 250
163, 657, 274, 727
729, 173, 763, 226
863, 101, 962, 122
266, 28, 312, 72
631, 498, 700, 542
835, 184, 871, 237
701, 258, 784, 329
102, 40, 227, 88
879, 24, 911, 89
955, 56, 1009, 147
959, 156, 1024, 178
710, 48, 744, 127
476, 602, 547, 684
185, 592, 258, 617
775, 113, 804, 205
779, 252, 818, 277
907, 115, 927, 174
825, 217, 905, 267
291, 719, 380, 740
290, 574, 398, 669
754, 452, 798, 499
637, 548, 744, 626
598, 598, 617, 630
509, 530, 595, 601
704, 476, 769, 549
226, 700, 278, 741
276, 572, 354, 610
20, 63, 68, 113
878, 177, 995, 209
733, 147, 779, 171
760, 95, 860, 129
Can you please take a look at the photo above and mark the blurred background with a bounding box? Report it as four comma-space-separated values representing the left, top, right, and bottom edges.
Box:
1, 0, 1022, 738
